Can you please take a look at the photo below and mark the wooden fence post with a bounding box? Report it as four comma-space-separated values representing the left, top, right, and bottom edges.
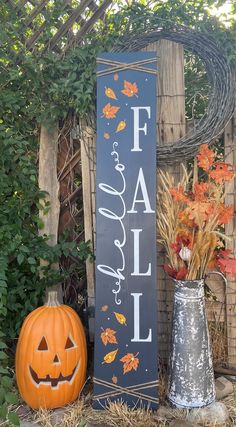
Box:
80, 123, 96, 340
38, 123, 61, 299
157, 40, 186, 360
145, 40, 185, 359
225, 87, 236, 367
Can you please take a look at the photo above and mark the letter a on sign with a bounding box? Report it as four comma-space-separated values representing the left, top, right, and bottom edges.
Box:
94, 52, 158, 409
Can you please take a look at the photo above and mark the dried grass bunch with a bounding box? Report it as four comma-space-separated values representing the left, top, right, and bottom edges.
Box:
157, 144, 236, 281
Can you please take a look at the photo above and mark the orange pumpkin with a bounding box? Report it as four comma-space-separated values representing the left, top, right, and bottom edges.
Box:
16, 291, 87, 409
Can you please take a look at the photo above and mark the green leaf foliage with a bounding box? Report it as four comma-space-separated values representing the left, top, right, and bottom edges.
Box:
5, 392, 19, 405
7, 411, 20, 426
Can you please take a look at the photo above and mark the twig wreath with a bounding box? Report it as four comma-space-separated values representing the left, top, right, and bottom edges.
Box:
106, 25, 235, 165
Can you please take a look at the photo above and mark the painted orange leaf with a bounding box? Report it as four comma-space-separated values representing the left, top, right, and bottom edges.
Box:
116, 120, 126, 133
102, 349, 118, 364
114, 73, 119, 81
112, 375, 118, 384
101, 304, 108, 312
209, 162, 234, 184
114, 312, 127, 325
101, 328, 118, 346
105, 87, 117, 100
102, 103, 120, 119
103, 133, 110, 140
120, 352, 139, 374
121, 80, 138, 97
196, 144, 215, 172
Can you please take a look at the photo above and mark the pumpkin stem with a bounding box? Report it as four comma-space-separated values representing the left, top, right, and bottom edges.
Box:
45, 290, 61, 307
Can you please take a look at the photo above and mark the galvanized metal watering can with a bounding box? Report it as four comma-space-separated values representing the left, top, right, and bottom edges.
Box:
168, 272, 226, 409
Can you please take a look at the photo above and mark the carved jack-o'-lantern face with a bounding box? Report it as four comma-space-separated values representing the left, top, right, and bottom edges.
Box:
16, 292, 87, 409
29, 334, 80, 389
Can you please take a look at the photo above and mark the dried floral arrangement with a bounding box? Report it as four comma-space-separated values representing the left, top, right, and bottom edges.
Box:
157, 144, 236, 281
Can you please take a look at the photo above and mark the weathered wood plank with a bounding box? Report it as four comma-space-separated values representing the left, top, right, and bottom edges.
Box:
58, 150, 81, 182
225, 93, 236, 367
80, 124, 95, 339
38, 123, 62, 300
39, 123, 60, 246
60, 185, 82, 215
58, 126, 75, 235
157, 40, 185, 146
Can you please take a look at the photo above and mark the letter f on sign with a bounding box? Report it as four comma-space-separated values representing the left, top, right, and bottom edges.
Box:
131, 106, 151, 152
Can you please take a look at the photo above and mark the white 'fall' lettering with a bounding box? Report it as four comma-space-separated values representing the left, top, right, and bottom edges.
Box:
131, 106, 151, 152
127, 167, 154, 213
131, 229, 151, 276
131, 293, 152, 342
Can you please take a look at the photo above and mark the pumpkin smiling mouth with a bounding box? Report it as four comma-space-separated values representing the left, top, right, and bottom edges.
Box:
29, 363, 80, 388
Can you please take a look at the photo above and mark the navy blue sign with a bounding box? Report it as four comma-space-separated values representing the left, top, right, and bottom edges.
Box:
93, 52, 158, 409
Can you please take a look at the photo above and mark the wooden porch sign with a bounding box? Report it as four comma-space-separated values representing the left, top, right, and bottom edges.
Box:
93, 52, 158, 409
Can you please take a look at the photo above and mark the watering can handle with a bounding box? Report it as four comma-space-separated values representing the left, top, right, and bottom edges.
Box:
205, 270, 227, 287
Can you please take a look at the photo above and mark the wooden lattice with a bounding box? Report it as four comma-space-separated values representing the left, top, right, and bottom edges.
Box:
5, 0, 112, 55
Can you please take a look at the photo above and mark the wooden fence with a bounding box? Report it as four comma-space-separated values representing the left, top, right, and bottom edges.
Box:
80, 41, 236, 367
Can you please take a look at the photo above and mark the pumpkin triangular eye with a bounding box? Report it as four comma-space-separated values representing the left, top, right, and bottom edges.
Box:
65, 336, 75, 349
38, 337, 48, 351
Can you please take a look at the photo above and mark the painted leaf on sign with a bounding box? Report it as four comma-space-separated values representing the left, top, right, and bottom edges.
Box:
121, 80, 138, 97
120, 353, 139, 374
105, 87, 117, 100
101, 328, 118, 346
112, 375, 118, 384
102, 349, 118, 364
114, 312, 127, 325
102, 103, 120, 119
116, 120, 126, 133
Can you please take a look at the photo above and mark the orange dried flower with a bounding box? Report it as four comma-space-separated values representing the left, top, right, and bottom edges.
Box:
217, 204, 233, 225
178, 210, 195, 228
196, 144, 215, 172
185, 201, 215, 222
193, 182, 209, 201
158, 143, 236, 281
169, 186, 188, 203
164, 264, 188, 280
217, 257, 236, 278
209, 162, 234, 184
